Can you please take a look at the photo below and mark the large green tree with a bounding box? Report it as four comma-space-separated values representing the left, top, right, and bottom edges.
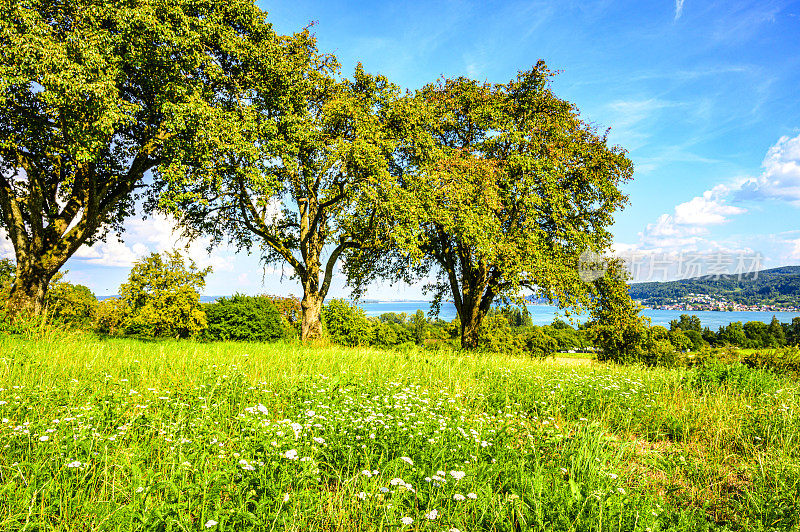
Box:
356, 62, 633, 348
0, 0, 301, 313
162, 51, 403, 341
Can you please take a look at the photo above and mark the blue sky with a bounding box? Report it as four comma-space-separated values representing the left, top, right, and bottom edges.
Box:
4, 0, 799, 297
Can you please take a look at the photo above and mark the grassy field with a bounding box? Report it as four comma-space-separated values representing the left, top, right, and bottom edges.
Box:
0, 334, 799, 531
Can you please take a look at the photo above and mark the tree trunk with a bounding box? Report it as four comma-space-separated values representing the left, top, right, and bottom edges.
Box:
7, 259, 54, 315
300, 291, 324, 341
460, 304, 487, 349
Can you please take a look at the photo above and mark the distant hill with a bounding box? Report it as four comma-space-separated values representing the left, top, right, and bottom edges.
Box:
629, 266, 800, 308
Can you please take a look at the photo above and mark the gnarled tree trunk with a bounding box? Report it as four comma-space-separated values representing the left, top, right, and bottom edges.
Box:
7, 261, 53, 315
300, 290, 324, 341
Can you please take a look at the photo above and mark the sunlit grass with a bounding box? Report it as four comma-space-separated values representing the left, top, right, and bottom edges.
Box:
0, 334, 798, 531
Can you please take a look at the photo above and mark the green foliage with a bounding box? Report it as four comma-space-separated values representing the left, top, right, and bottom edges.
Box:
411, 309, 427, 345
323, 299, 374, 347
742, 346, 800, 375
641, 326, 679, 367
352, 62, 633, 349
93, 297, 124, 336
163, 41, 404, 341
687, 360, 782, 395
589, 261, 650, 364
789, 317, 800, 346
45, 281, 97, 329
118, 251, 210, 339
523, 327, 559, 359
0, 0, 293, 314
718, 321, 747, 347
0, 258, 12, 292
203, 295, 286, 342
476, 314, 523, 355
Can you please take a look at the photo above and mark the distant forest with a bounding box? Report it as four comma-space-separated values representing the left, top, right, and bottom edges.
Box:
628, 266, 800, 307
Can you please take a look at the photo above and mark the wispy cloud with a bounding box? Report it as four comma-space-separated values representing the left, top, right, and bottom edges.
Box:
675, 0, 685, 20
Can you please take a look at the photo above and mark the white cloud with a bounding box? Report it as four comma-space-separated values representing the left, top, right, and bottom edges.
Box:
734, 133, 800, 205
76, 214, 235, 273
675, 0, 685, 20
673, 185, 746, 225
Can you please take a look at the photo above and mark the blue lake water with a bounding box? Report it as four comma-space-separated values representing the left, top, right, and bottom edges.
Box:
356, 300, 800, 329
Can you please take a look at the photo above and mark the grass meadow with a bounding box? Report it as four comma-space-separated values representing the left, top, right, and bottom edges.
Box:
0, 334, 799, 531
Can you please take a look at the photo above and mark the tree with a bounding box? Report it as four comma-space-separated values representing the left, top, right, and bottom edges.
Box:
162, 50, 403, 340
118, 251, 209, 338
788, 317, 800, 346
588, 260, 649, 364
357, 63, 633, 348
0, 0, 299, 314
767, 316, 786, 347
669, 314, 702, 333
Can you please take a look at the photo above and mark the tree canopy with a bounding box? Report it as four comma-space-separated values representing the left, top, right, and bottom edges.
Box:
352, 62, 634, 348
161, 47, 403, 340
0, 0, 301, 313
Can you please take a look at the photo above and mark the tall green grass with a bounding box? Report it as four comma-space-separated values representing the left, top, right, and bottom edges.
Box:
0, 334, 798, 531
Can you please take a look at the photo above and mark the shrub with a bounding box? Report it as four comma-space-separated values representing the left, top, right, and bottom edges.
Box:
94, 297, 124, 335
476, 314, 523, 355
46, 281, 98, 328
742, 346, 800, 375
523, 327, 558, 359
118, 251, 210, 338
204, 294, 286, 342
323, 299, 374, 347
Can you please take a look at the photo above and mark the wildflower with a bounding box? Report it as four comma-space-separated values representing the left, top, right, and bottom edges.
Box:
283, 493, 290, 502
283, 449, 299, 460
424, 509, 439, 520
608, 473, 618, 480
450, 470, 466, 480
617, 487, 626, 495
401, 517, 413, 526
306, 410, 315, 417
467, 492, 477, 499
136, 487, 145, 493
313, 437, 325, 444
39, 436, 49, 442
204, 520, 218, 528
453, 493, 465, 501
356, 492, 367, 500
361, 470, 372, 477
66, 461, 82, 468
389, 478, 404, 486
400, 456, 413, 465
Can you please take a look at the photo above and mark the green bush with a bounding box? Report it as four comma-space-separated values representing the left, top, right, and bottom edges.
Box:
742, 346, 800, 375
46, 281, 98, 328
323, 299, 374, 347
93, 297, 124, 335
523, 327, 558, 359
118, 251, 210, 339
204, 294, 286, 342
476, 314, 523, 355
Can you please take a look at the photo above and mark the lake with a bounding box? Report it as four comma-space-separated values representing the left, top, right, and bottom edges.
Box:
356, 300, 800, 329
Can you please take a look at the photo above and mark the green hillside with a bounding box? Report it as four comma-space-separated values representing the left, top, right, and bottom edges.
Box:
629, 265, 800, 308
